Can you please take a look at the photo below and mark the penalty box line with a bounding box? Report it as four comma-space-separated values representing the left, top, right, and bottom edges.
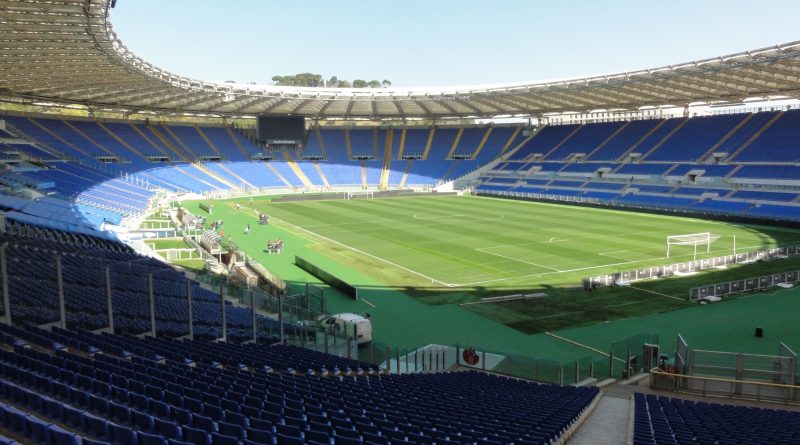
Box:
268, 216, 457, 288
455, 240, 777, 287
475, 246, 563, 273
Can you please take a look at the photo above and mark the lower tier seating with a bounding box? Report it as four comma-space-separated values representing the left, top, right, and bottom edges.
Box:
633, 393, 800, 445
0, 325, 598, 445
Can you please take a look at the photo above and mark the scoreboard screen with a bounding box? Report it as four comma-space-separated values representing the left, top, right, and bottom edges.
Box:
256, 116, 306, 146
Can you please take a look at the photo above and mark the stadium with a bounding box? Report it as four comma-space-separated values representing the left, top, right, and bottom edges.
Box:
1, 0, 800, 444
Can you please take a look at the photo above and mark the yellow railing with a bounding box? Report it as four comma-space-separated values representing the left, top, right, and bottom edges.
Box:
649, 368, 800, 404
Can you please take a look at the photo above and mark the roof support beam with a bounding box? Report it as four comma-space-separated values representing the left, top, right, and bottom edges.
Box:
472, 94, 531, 113
230, 96, 273, 113
86, 87, 174, 104
433, 99, 460, 115
466, 96, 512, 114
263, 98, 290, 114
344, 99, 356, 117
453, 98, 487, 114
290, 99, 315, 115
145, 91, 199, 107
415, 101, 432, 116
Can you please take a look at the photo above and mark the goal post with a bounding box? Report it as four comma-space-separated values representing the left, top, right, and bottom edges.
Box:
666, 232, 719, 260
346, 191, 374, 200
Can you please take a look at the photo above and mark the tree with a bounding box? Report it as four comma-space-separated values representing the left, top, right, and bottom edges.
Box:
272, 74, 389, 88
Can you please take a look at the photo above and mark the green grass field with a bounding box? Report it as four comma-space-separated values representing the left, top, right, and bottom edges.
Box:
261, 195, 799, 289
183, 194, 800, 363
146, 239, 190, 250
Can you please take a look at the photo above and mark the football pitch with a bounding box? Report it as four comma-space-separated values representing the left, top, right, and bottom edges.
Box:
260, 195, 800, 291
183, 194, 800, 360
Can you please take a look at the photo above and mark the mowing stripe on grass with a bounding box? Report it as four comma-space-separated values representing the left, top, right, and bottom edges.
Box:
246, 195, 800, 290
268, 215, 456, 288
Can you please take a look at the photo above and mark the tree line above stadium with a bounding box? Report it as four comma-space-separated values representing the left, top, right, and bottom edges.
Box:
270, 73, 391, 88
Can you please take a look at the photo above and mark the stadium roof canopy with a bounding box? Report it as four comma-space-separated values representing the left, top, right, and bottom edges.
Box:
2, 0, 800, 120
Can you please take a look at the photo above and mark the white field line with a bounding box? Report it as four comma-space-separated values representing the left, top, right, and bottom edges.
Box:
597, 250, 638, 262
533, 311, 585, 320
533, 301, 648, 321
413, 244, 515, 278
453, 242, 777, 287
249, 204, 796, 289
280, 210, 503, 229
608, 300, 649, 308
627, 285, 684, 302
267, 215, 457, 288
477, 230, 656, 251
265, 207, 515, 282
598, 250, 629, 256
475, 247, 562, 272
452, 258, 647, 287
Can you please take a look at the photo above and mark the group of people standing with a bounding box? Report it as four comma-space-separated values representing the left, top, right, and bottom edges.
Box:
266, 239, 284, 254
208, 202, 285, 252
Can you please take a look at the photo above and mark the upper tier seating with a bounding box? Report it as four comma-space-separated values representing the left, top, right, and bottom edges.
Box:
477, 109, 800, 222
586, 119, 662, 161
631, 118, 685, 158
7, 111, 800, 223
545, 122, 625, 161
644, 114, 746, 162
511, 125, 580, 160
735, 109, 800, 162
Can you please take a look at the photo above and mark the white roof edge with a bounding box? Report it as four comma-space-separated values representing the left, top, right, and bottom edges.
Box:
104, 11, 800, 99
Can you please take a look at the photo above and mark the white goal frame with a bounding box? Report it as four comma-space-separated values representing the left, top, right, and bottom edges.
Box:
346, 191, 374, 200
666, 232, 718, 260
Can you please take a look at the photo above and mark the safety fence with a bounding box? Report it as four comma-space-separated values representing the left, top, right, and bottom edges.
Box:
653, 334, 799, 402
585, 244, 800, 292
690, 270, 800, 300
357, 332, 659, 385
650, 370, 800, 404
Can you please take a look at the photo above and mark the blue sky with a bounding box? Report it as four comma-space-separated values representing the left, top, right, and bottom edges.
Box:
111, 0, 800, 88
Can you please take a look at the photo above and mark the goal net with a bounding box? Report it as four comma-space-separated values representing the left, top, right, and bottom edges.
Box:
666, 232, 719, 259
346, 191, 374, 200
